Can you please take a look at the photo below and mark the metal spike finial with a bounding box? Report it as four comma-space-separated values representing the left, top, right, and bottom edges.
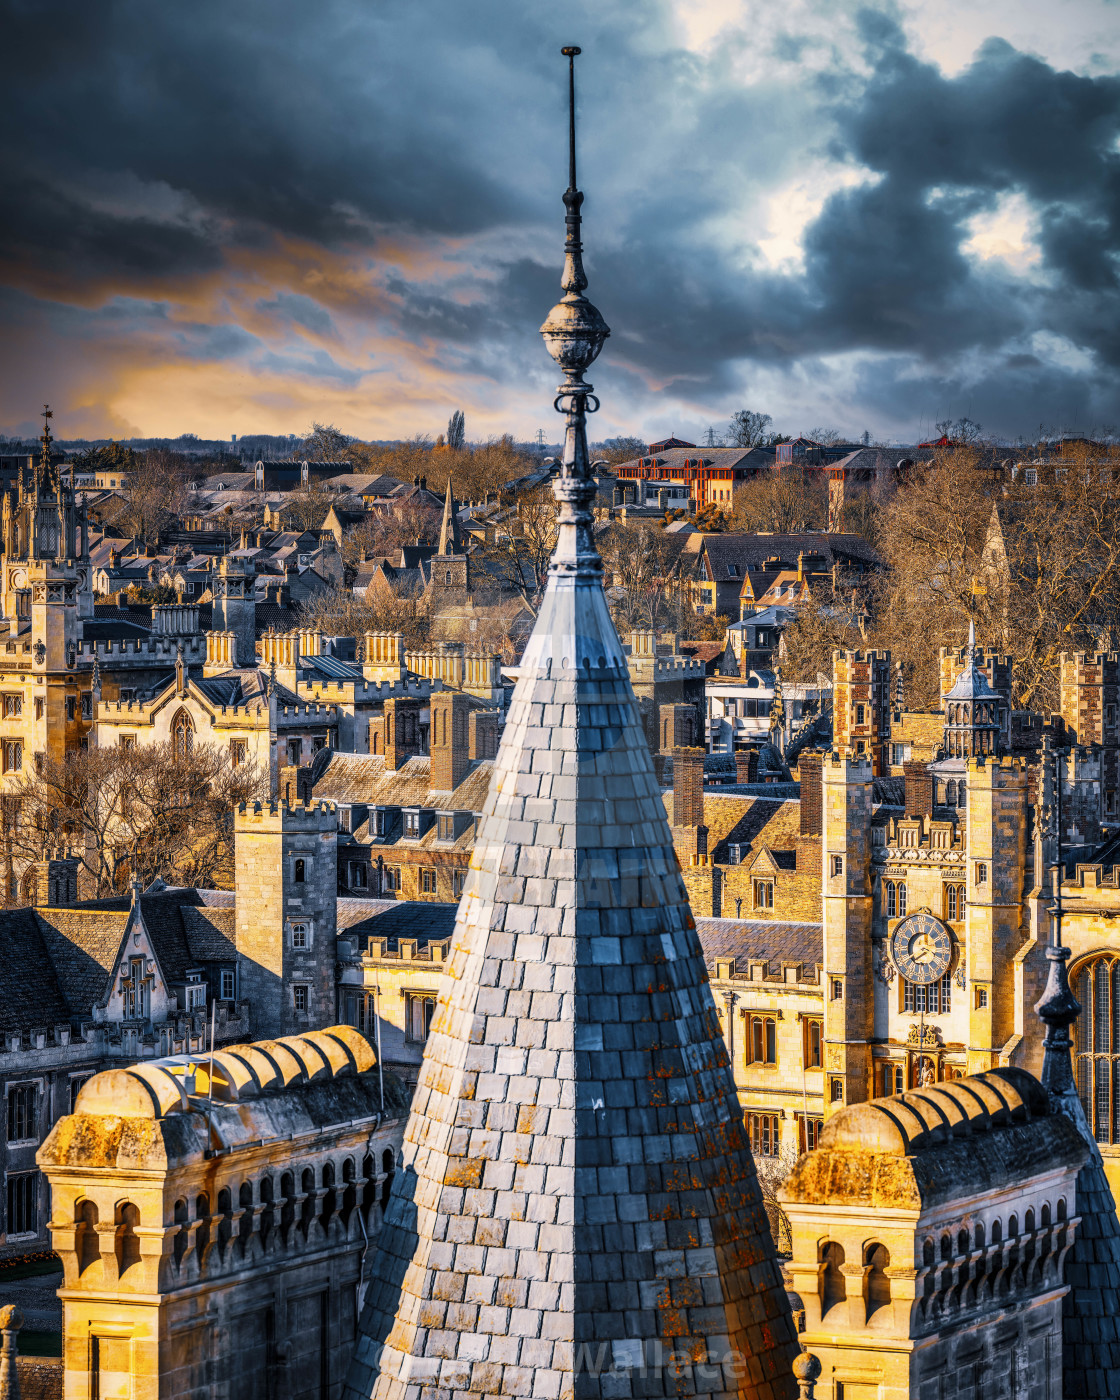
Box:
1036, 744, 1082, 1106
38, 404, 53, 493
540, 45, 611, 580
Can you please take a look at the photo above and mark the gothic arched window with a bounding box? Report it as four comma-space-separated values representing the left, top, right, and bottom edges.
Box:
1074, 953, 1120, 1143
172, 709, 194, 760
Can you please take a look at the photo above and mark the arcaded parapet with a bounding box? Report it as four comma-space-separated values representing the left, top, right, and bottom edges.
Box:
37, 1027, 403, 1400
781, 1067, 1086, 1400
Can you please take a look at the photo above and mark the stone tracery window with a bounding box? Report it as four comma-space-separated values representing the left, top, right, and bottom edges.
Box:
1074, 953, 1120, 1143
172, 708, 194, 760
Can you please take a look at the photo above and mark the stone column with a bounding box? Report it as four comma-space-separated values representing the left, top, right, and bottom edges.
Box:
0, 1305, 22, 1400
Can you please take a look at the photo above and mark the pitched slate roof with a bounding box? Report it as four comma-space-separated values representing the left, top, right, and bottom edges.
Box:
338, 899, 459, 948
701, 531, 881, 578
346, 460, 799, 1396
311, 751, 494, 814
615, 446, 772, 474
33, 909, 128, 1014
17, 889, 239, 1022
180, 905, 237, 961
696, 918, 822, 976
194, 668, 296, 707
0, 909, 72, 1031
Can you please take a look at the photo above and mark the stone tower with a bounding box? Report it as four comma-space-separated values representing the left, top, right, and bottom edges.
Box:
964, 755, 1026, 1074
831, 649, 890, 775
1060, 647, 1120, 820
234, 799, 338, 1037
822, 750, 874, 1115
430, 478, 470, 604
344, 49, 799, 1400
212, 556, 257, 669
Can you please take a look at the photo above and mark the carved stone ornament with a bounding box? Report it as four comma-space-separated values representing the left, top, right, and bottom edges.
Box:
873, 944, 896, 986
33, 640, 45, 665
906, 1023, 943, 1048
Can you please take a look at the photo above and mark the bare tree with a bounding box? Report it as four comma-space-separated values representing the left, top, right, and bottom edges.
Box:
483, 484, 558, 614
601, 520, 684, 629
5, 743, 266, 897
302, 422, 352, 459
592, 436, 646, 466
300, 576, 433, 649
730, 468, 827, 533
340, 499, 441, 574
347, 434, 534, 504
934, 416, 984, 445
783, 443, 1120, 711
728, 410, 774, 449
118, 447, 192, 541
446, 410, 466, 452
275, 484, 338, 533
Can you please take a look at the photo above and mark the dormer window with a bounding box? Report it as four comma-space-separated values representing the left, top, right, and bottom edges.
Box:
436, 812, 456, 842
404, 809, 421, 837
122, 957, 150, 1019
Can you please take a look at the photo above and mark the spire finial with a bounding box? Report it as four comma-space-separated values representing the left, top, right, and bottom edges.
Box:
564, 45, 579, 192
968, 613, 976, 655
38, 404, 53, 492
438, 477, 461, 555
1036, 744, 1082, 1105
539, 45, 611, 579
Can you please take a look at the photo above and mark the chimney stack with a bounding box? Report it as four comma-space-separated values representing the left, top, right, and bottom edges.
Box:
379, 697, 422, 772
734, 750, 759, 785
672, 746, 706, 829
903, 760, 933, 818
430, 691, 471, 792
798, 752, 823, 836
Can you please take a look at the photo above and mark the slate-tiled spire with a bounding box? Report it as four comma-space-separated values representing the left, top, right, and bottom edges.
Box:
343, 46, 798, 1400
1035, 763, 1120, 1397
438, 478, 462, 556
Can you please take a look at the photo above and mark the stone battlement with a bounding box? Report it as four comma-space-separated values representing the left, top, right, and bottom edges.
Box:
235, 797, 337, 828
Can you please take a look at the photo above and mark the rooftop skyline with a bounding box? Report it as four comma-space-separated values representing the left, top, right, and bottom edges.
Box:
2, 0, 1118, 444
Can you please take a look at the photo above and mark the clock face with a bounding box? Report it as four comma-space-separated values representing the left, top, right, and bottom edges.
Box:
890, 911, 953, 985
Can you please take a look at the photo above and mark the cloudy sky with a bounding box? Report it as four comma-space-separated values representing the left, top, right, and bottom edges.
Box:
2, 0, 1119, 445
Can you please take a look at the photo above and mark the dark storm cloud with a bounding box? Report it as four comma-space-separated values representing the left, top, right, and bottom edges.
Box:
1, 0, 1119, 437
